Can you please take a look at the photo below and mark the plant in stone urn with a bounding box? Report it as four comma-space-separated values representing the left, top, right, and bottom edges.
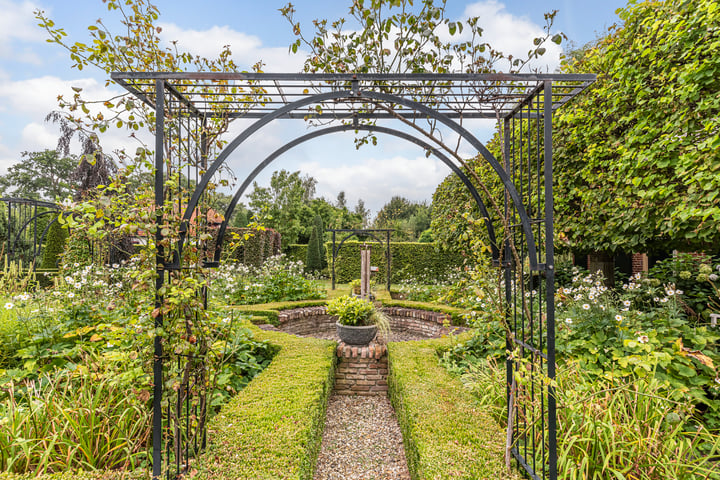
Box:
327, 295, 390, 345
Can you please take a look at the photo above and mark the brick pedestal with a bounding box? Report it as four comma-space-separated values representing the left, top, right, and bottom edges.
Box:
334, 343, 388, 396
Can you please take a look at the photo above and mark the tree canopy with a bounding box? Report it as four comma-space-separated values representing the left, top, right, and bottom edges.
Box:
553, 0, 720, 254
0, 150, 76, 201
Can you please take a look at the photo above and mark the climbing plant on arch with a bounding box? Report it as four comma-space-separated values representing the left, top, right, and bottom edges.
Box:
112, 71, 594, 479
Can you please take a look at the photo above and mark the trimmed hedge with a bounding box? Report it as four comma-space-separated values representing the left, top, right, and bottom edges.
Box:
285, 244, 307, 265
387, 337, 519, 480
191, 324, 336, 479
327, 240, 463, 284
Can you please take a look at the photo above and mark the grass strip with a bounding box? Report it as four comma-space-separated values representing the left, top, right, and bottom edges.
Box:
387, 337, 519, 480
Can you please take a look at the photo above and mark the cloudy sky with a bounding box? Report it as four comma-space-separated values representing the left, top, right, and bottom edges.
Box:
0, 0, 626, 215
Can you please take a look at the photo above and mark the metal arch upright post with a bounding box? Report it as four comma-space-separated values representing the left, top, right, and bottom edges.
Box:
331, 230, 336, 290
386, 230, 390, 292
152, 79, 165, 480
544, 80, 558, 480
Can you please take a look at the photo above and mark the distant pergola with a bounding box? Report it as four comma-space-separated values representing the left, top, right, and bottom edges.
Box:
327, 228, 393, 291
112, 71, 595, 480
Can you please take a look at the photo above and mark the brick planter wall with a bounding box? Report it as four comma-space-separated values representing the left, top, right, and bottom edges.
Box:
277, 305, 463, 338
276, 305, 466, 396
334, 343, 388, 396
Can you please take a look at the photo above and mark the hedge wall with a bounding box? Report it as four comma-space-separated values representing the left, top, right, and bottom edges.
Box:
286, 244, 307, 265
387, 337, 519, 480
326, 240, 463, 284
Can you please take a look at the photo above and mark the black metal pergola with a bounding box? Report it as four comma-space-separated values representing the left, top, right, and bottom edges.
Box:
327, 228, 392, 291
112, 71, 595, 480
1, 197, 60, 267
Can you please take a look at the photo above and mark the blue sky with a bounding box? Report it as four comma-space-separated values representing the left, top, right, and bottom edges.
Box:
0, 0, 627, 214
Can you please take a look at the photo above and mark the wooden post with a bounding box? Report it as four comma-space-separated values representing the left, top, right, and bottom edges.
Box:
360, 245, 371, 298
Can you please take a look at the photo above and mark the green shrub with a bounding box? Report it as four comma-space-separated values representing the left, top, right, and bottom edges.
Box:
285, 244, 307, 265
387, 337, 518, 480
191, 325, 336, 480
305, 224, 322, 272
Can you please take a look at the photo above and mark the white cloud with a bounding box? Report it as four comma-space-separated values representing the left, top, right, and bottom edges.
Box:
0, 0, 46, 61
297, 155, 447, 214
460, 1, 563, 72
157, 23, 307, 71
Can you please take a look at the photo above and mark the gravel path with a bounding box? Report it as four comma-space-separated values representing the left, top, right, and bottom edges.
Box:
287, 327, 431, 343
314, 395, 411, 480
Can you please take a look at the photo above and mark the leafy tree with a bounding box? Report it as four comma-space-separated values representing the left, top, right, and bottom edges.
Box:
0, 150, 76, 201
353, 199, 370, 228
248, 170, 317, 248
553, 0, 720, 255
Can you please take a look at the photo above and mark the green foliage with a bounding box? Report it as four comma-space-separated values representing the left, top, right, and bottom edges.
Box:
554, 0, 720, 253
387, 337, 518, 480
329, 240, 463, 284
191, 326, 336, 480
456, 359, 720, 480
0, 151, 76, 201
305, 221, 322, 272
430, 146, 504, 257
646, 253, 719, 322
326, 295, 375, 326
39, 218, 68, 272
312, 215, 327, 270
374, 196, 431, 241
0, 370, 150, 473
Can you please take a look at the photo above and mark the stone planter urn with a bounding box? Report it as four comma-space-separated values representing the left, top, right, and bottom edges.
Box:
335, 321, 377, 345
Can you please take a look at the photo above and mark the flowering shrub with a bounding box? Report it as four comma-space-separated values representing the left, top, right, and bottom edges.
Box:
211, 254, 326, 305
646, 253, 720, 322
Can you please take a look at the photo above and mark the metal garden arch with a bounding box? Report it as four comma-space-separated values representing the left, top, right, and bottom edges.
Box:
113, 72, 595, 480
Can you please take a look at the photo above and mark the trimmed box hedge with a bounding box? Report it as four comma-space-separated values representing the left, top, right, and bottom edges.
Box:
387, 337, 519, 480
381, 299, 468, 326
190, 325, 336, 479
324, 240, 463, 284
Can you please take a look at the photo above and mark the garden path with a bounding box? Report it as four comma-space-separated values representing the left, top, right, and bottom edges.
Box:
313, 394, 410, 480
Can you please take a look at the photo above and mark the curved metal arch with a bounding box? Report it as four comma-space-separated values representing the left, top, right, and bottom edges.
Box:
11, 209, 60, 260
334, 230, 384, 256
182, 89, 540, 269
212, 124, 499, 263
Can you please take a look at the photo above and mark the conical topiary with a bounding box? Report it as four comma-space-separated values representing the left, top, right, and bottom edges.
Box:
305, 223, 322, 272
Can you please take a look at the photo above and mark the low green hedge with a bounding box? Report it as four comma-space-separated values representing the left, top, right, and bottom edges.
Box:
387, 337, 519, 480
191, 325, 336, 479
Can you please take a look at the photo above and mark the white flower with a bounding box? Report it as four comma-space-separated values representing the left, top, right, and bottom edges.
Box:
615, 314, 623, 321
653, 297, 660, 302
4, 302, 14, 309
565, 318, 573, 324
637, 335, 649, 344
623, 300, 631, 307
73, 262, 80, 268
676, 289, 684, 295
582, 304, 590, 310
67, 292, 75, 299
660, 297, 669, 303
709, 274, 718, 282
